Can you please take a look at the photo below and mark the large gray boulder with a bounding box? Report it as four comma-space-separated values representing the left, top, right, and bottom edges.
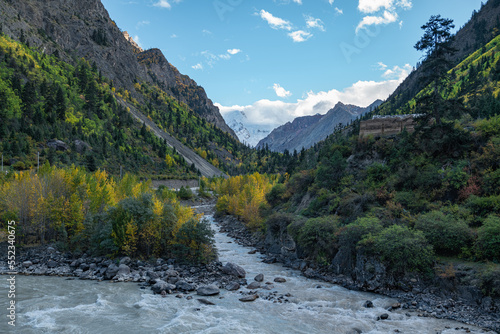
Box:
152, 280, 176, 294
117, 264, 130, 276
197, 285, 220, 296
222, 262, 246, 278
105, 263, 119, 279
176, 281, 196, 292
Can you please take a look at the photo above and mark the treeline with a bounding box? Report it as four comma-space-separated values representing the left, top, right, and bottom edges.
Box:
210, 173, 279, 230
0, 165, 215, 263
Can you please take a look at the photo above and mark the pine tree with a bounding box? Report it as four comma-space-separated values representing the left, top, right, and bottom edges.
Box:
415, 15, 456, 124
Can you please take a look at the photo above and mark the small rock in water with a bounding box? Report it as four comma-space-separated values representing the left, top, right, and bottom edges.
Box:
363, 300, 374, 308
274, 277, 286, 283
391, 302, 401, 310
248, 250, 257, 255
197, 298, 215, 305
197, 285, 220, 296
247, 282, 261, 290
226, 282, 240, 291
239, 295, 259, 302
379, 313, 389, 320
254, 274, 264, 282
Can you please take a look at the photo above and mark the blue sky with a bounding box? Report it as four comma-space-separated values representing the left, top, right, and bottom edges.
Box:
102, 0, 485, 126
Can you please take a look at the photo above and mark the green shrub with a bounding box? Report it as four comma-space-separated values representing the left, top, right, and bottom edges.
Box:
265, 183, 286, 206
173, 218, 216, 263
338, 216, 383, 251
361, 225, 434, 274
475, 215, 500, 262
295, 215, 340, 263
393, 191, 429, 213
177, 186, 194, 200
414, 210, 472, 255
466, 195, 500, 218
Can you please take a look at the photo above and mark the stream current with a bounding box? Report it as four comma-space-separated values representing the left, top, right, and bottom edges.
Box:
0, 213, 488, 333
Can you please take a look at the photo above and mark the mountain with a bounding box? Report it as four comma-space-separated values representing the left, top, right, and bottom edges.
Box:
0, 0, 235, 138
222, 110, 277, 147
258, 100, 382, 152
378, 0, 500, 116
0, 0, 294, 178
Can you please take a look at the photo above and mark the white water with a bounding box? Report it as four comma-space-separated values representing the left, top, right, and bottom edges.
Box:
0, 214, 488, 333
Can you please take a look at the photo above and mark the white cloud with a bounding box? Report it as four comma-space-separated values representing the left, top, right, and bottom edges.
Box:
153, 0, 182, 9
227, 49, 242, 55
273, 83, 292, 98
358, 0, 392, 13
217, 67, 411, 127
171, 34, 178, 38
399, 20, 404, 29
288, 30, 312, 42
306, 16, 325, 31
335, 7, 343, 15
192, 63, 203, 70
329, 0, 335, 4
380, 63, 413, 80
136, 20, 150, 29
259, 9, 293, 31
202, 29, 213, 36
356, 0, 412, 33
293, 0, 302, 4
356, 10, 398, 33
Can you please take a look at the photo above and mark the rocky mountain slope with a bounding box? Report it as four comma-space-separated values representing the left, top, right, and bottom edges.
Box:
258, 100, 382, 152
0, 0, 235, 138
380, 0, 500, 114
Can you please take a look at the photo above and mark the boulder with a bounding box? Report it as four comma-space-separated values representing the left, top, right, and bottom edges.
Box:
105, 263, 119, 280
222, 262, 246, 278
197, 298, 215, 305
74, 140, 91, 154
363, 300, 374, 308
151, 280, 176, 294
117, 264, 130, 276
47, 260, 58, 268
176, 281, 196, 292
119, 257, 131, 266
47, 139, 69, 151
239, 295, 259, 302
23, 261, 33, 268
197, 285, 220, 296
226, 282, 240, 291
254, 274, 264, 282
79, 263, 90, 271
247, 282, 261, 290
274, 277, 286, 283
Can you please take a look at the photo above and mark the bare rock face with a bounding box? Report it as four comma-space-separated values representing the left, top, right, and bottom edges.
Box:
137, 48, 236, 138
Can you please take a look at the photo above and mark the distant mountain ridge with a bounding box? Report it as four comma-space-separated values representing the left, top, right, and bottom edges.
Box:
222, 110, 277, 147
257, 100, 383, 152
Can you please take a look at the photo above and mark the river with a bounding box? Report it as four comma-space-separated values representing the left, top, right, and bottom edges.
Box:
0, 214, 488, 333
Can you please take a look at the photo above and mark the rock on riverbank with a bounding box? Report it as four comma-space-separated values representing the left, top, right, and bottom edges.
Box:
0, 244, 249, 298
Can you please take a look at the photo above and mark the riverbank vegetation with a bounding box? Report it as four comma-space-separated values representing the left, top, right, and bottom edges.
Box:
0, 165, 215, 263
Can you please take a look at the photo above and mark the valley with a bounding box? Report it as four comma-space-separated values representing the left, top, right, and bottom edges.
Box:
1, 0, 500, 332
